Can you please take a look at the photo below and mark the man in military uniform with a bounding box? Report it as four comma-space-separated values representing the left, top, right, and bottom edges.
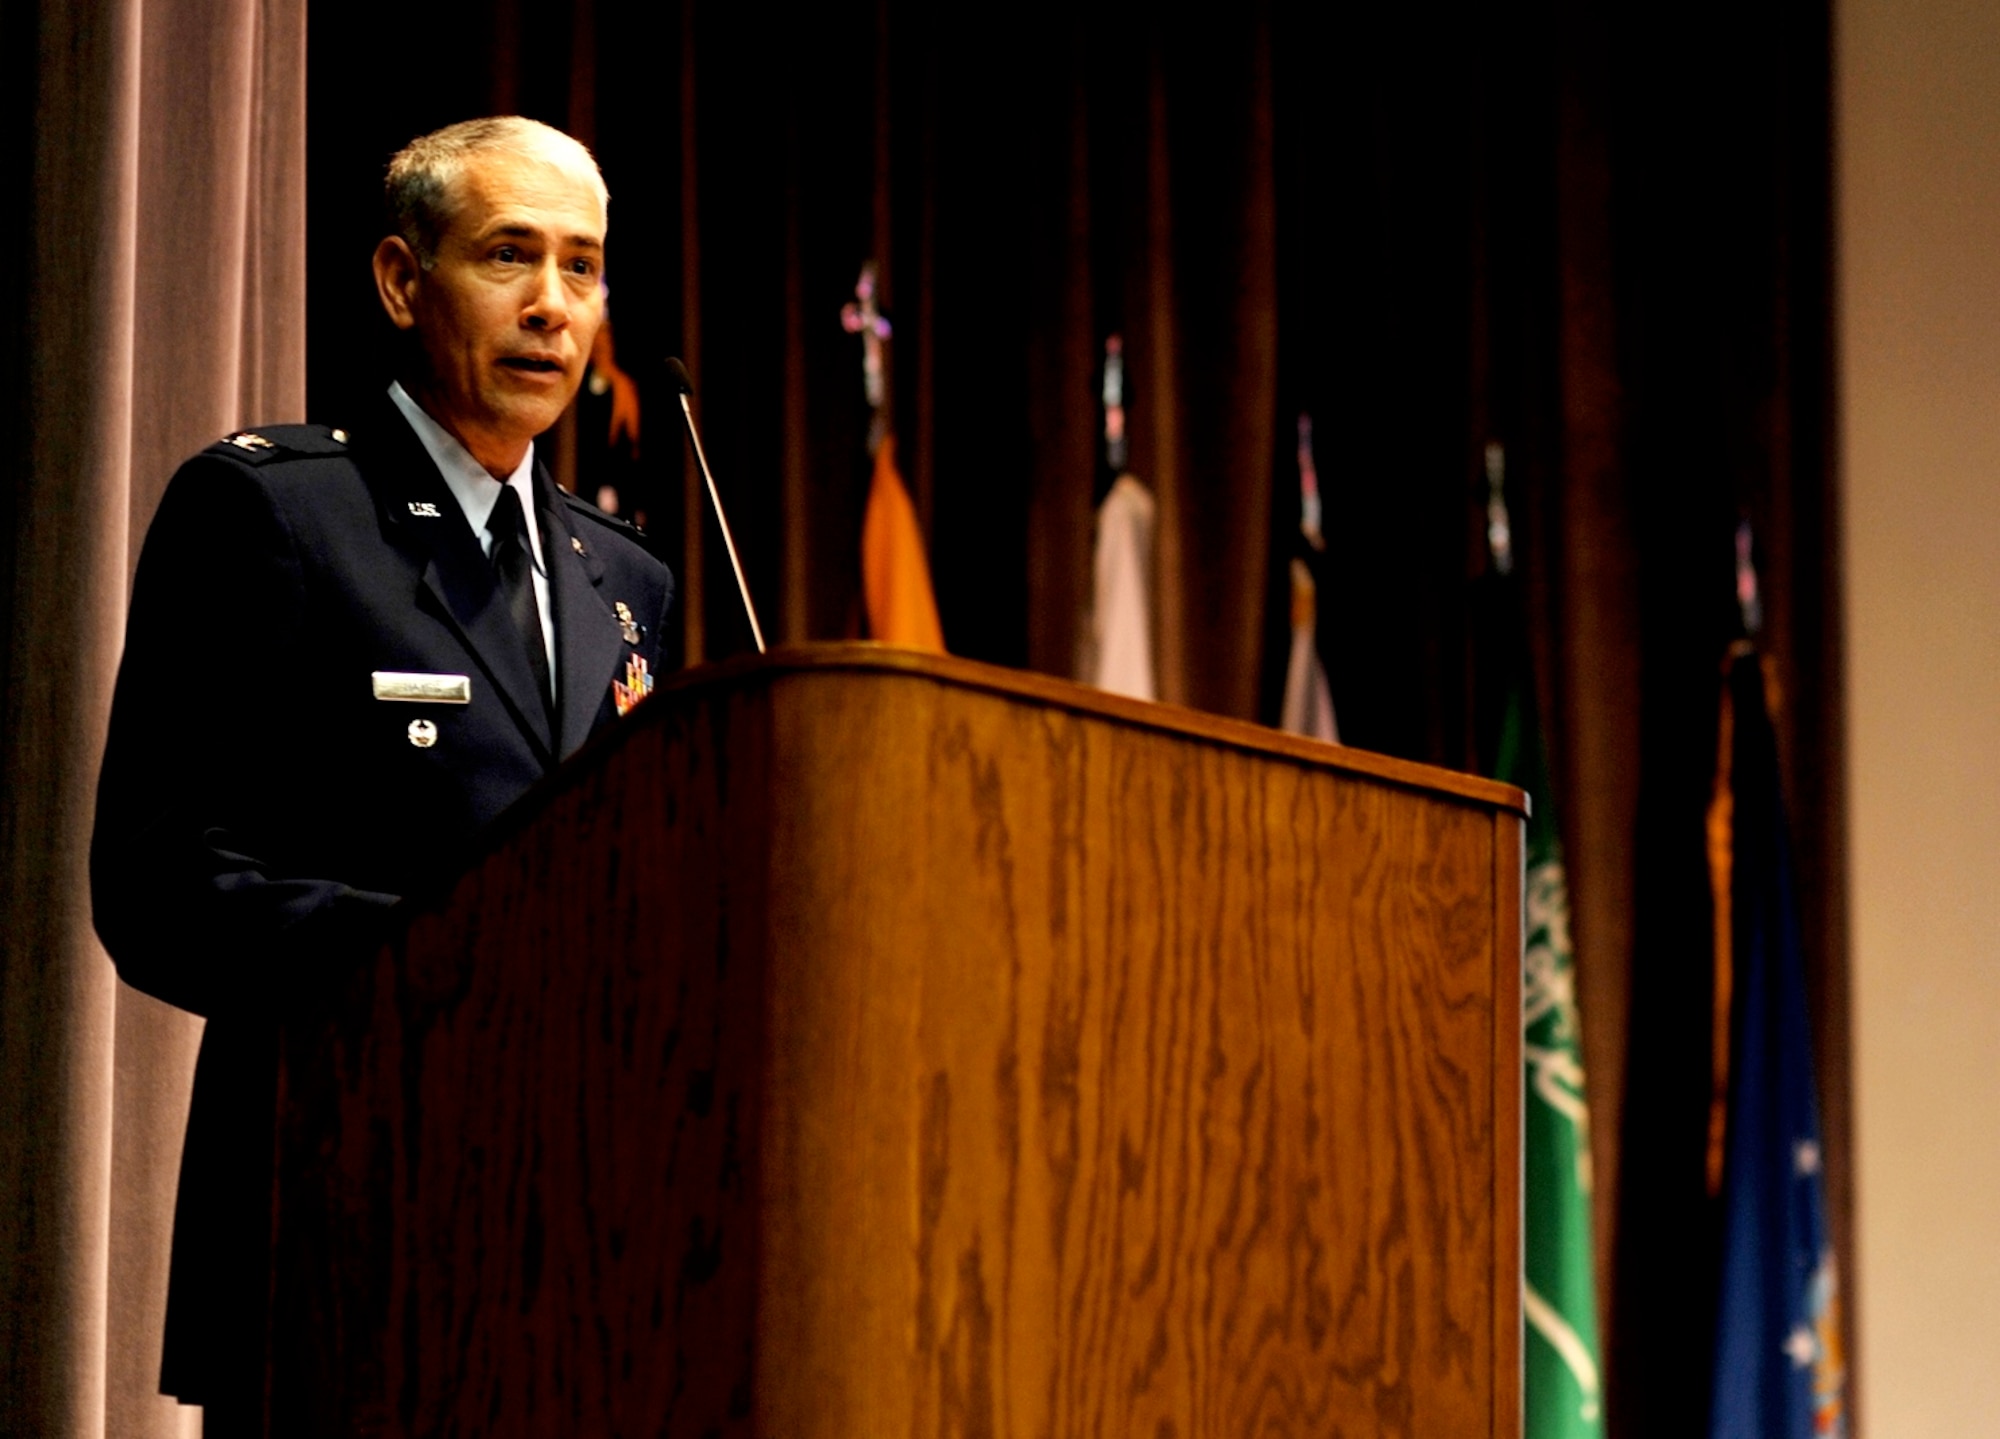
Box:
90, 116, 673, 1431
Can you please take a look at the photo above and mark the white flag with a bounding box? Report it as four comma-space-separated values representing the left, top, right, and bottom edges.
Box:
1079, 474, 1157, 702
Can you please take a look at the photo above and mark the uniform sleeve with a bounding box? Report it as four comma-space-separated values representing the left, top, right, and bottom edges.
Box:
91, 454, 400, 1019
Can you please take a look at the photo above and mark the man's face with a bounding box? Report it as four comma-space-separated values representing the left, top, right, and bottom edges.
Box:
378, 149, 607, 475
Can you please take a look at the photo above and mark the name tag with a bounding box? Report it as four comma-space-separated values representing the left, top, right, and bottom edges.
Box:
371, 671, 471, 704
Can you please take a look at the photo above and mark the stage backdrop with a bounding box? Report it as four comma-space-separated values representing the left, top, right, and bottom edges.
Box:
1, 1, 1846, 1436
302, 5, 1850, 1434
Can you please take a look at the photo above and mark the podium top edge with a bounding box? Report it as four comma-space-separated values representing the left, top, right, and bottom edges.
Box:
653, 642, 1529, 818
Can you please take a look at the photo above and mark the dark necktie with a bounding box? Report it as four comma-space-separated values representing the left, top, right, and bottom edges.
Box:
486, 484, 555, 732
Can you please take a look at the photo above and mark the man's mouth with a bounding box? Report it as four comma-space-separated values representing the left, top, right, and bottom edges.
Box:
500, 356, 565, 374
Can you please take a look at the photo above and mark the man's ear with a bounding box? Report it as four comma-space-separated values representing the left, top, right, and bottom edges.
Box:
373, 237, 422, 332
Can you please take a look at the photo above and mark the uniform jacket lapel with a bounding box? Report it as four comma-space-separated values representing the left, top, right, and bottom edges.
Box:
365, 401, 556, 766
537, 471, 625, 758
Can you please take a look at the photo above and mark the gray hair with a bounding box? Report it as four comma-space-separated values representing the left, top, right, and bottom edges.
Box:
384, 116, 609, 269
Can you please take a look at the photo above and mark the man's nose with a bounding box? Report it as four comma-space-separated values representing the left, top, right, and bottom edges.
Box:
522, 260, 569, 330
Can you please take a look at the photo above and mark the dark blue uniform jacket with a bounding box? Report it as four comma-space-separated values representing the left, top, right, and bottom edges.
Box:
90, 399, 673, 1404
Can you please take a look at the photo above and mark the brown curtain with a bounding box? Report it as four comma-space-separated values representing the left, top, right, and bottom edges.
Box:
0, 0, 305, 1432
302, 5, 1844, 1430
3, 0, 1844, 1434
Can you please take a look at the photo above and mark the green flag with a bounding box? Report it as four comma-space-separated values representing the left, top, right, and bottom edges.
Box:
1481, 446, 1603, 1435
1493, 641, 1606, 1438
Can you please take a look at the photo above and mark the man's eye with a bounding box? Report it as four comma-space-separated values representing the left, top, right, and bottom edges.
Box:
569, 258, 597, 277
495, 246, 519, 263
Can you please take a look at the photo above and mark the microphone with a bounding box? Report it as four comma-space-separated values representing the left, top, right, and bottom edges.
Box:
664, 357, 767, 655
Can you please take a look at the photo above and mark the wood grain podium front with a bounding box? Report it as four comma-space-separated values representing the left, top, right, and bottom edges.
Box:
269, 644, 1525, 1438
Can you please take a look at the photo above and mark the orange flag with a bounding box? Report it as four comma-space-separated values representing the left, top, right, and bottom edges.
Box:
861, 436, 945, 652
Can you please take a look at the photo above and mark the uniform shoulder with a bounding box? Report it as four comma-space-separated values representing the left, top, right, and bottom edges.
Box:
559, 488, 659, 554
199, 424, 356, 468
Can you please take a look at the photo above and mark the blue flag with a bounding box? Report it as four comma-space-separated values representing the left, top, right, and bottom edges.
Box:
1707, 649, 1846, 1439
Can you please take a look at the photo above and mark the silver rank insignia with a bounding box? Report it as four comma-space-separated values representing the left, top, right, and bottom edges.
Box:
226, 432, 276, 451
407, 718, 438, 748
614, 601, 642, 645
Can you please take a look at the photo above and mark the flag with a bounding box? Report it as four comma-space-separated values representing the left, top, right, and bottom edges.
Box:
1707, 647, 1847, 1439
1486, 581, 1605, 1439
1278, 558, 1338, 742
860, 435, 945, 652
1278, 413, 1337, 742
1078, 473, 1157, 701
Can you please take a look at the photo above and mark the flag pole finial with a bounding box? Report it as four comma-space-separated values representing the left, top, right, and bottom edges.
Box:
1298, 414, 1324, 552
1485, 441, 1513, 576
1734, 516, 1763, 638
1101, 334, 1127, 475
840, 260, 893, 454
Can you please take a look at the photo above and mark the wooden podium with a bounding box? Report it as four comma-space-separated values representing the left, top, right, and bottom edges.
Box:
270, 645, 1525, 1437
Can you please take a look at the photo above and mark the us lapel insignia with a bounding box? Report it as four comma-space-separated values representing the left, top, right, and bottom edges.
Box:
407, 501, 442, 517
408, 718, 439, 748
613, 655, 653, 716
614, 601, 643, 646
